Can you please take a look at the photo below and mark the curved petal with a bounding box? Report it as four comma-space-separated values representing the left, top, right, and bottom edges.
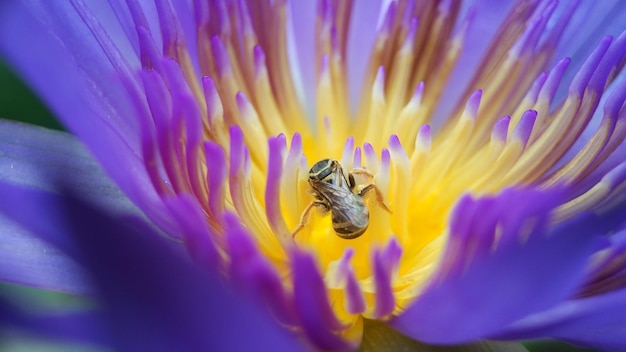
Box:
0, 215, 91, 295
0, 1, 177, 234
0, 184, 305, 351
435, 1, 626, 125
494, 286, 626, 350
0, 120, 138, 212
553, 0, 626, 96
0, 1, 139, 142
390, 188, 605, 345
432, 0, 515, 124
0, 119, 142, 293
292, 249, 354, 350
286, 0, 317, 118
493, 220, 626, 350
0, 299, 108, 346
346, 0, 383, 111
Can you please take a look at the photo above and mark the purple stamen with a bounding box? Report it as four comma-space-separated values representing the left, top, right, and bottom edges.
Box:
292, 250, 352, 350
380, 1, 397, 37
225, 212, 296, 326
372, 238, 402, 318
491, 116, 511, 142
204, 141, 227, 220
124, 0, 152, 66
345, 266, 366, 314
340, 136, 355, 169
253, 45, 267, 77
589, 30, 626, 94
569, 36, 612, 96
353, 147, 362, 169
465, 90, 482, 119
363, 142, 379, 175
539, 58, 570, 103
210, 35, 233, 76
165, 195, 218, 267
265, 135, 290, 239
202, 77, 223, 125
513, 110, 538, 148
416, 124, 431, 151
527, 72, 548, 104
155, 0, 185, 57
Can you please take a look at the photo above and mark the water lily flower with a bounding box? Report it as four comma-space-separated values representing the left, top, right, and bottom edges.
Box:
1, 0, 626, 351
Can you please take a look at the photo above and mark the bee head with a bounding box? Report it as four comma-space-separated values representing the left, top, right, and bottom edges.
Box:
309, 159, 337, 182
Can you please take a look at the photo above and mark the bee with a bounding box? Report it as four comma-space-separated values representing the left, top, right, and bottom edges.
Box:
292, 159, 391, 239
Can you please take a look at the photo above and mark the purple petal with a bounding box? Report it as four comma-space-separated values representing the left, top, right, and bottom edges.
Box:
0, 212, 91, 295
224, 213, 297, 326
0, 299, 107, 346
0, 119, 146, 293
391, 187, 605, 344
0, 184, 304, 351
292, 250, 353, 350
495, 285, 626, 350
433, 0, 516, 124
288, 0, 316, 113
372, 238, 402, 319
0, 1, 138, 143
0, 1, 176, 234
553, 1, 626, 97
346, 0, 383, 110
0, 120, 138, 214
163, 195, 218, 269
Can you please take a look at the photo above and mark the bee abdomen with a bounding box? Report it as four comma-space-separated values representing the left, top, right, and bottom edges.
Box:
333, 223, 368, 239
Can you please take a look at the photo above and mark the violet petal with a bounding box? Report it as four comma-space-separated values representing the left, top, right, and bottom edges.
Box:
1, 184, 304, 351
391, 188, 605, 344
494, 286, 626, 350
0, 2, 175, 234
0, 213, 91, 295
292, 250, 353, 350
0, 298, 107, 346
0, 119, 145, 294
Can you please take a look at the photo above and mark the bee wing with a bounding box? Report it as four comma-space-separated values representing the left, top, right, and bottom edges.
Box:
314, 182, 368, 227
312, 181, 352, 202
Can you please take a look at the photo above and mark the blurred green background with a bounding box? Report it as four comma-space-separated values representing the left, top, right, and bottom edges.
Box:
0, 59, 62, 130
0, 58, 596, 352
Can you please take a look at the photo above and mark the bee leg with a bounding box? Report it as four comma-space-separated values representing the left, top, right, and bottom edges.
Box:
349, 168, 375, 192
292, 201, 329, 238
358, 184, 392, 213
350, 168, 374, 179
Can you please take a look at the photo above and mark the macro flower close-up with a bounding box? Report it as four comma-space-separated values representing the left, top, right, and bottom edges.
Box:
1, 0, 626, 351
